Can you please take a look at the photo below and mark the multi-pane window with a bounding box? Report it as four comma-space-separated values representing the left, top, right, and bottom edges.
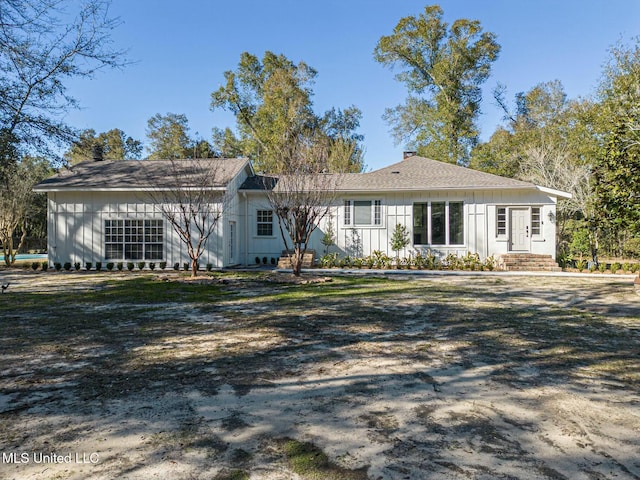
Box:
413, 202, 464, 246
105, 220, 124, 259
105, 219, 163, 260
374, 200, 382, 225
256, 210, 273, 236
344, 200, 352, 226
344, 200, 382, 226
531, 207, 541, 236
496, 207, 507, 236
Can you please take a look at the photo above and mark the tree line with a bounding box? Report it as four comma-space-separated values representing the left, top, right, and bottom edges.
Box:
1, 1, 638, 267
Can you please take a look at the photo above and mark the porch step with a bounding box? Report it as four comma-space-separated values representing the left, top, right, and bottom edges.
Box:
277, 250, 316, 269
496, 254, 562, 272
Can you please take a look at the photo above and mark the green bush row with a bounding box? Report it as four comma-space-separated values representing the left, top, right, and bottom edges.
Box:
319, 250, 496, 271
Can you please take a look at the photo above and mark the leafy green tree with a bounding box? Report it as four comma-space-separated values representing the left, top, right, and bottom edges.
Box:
146, 113, 218, 160
0, 0, 127, 162
374, 5, 500, 165
390, 223, 410, 266
146, 113, 193, 159
65, 129, 143, 164
592, 40, 640, 258
211, 51, 364, 173
0, 155, 52, 266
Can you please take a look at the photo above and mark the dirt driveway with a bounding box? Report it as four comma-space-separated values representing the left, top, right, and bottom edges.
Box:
0, 270, 639, 479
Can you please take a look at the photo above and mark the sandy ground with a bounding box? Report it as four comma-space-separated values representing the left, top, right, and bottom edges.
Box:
0, 270, 639, 479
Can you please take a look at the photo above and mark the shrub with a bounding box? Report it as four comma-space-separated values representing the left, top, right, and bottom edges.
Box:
610, 262, 621, 274
95, 262, 102, 271
370, 250, 391, 269
206, 263, 213, 271
622, 262, 632, 273
589, 263, 597, 273
183, 262, 189, 271
461, 252, 481, 271
137, 261, 145, 270
31, 262, 39, 271
149, 262, 156, 270
117, 262, 123, 271
106, 262, 114, 271
320, 252, 338, 268
54, 262, 62, 271
444, 253, 463, 270
352, 257, 363, 268
271, 257, 276, 265
262, 256, 268, 265
623, 237, 640, 259
159, 261, 167, 270
63, 262, 71, 271
631, 263, 640, 273
484, 255, 496, 271
575, 257, 587, 272
598, 262, 607, 273
340, 255, 353, 268
74, 262, 81, 271
255, 256, 261, 265
41, 261, 48, 271
173, 262, 180, 271
127, 262, 134, 271
85, 262, 92, 271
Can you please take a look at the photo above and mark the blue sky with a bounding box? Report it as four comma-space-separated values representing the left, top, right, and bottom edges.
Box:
64, 0, 640, 170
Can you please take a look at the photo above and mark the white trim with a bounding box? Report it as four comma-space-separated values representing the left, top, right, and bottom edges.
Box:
536, 185, 572, 199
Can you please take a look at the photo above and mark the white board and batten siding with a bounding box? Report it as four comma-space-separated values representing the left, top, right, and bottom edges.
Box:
241, 188, 560, 264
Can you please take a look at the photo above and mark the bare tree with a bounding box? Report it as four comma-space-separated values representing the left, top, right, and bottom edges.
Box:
0, 0, 128, 160
519, 144, 591, 219
144, 159, 232, 277
264, 135, 345, 276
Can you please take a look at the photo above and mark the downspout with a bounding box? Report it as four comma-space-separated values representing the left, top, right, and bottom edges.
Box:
242, 192, 248, 266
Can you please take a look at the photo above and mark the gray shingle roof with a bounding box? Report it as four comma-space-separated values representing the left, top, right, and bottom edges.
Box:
337, 155, 535, 191
239, 155, 537, 193
34, 158, 250, 191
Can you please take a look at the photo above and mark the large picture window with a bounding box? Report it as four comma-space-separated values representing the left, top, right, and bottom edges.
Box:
105, 219, 163, 260
412, 202, 464, 246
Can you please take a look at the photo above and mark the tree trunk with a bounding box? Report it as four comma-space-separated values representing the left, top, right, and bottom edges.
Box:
191, 257, 198, 277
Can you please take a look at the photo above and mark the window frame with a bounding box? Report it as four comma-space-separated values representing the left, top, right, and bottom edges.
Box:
105, 218, 164, 261
412, 201, 465, 247
343, 199, 383, 227
256, 209, 274, 237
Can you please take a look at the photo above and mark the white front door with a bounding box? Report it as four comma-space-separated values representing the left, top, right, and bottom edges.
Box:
228, 221, 236, 265
510, 208, 529, 252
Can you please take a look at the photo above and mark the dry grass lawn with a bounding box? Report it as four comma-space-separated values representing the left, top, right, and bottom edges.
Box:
0, 270, 639, 479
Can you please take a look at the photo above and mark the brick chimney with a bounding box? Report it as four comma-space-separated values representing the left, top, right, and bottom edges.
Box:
92, 144, 104, 162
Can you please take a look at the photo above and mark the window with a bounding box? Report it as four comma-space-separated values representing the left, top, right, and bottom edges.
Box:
413, 202, 464, 246
105, 219, 163, 260
105, 220, 123, 259
449, 202, 464, 245
413, 203, 427, 244
496, 207, 507, 236
344, 200, 382, 226
431, 202, 446, 245
354, 201, 372, 225
374, 200, 382, 225
344, 200, 351, 226
257, 210, 273, 236
531, 207, 541, 236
